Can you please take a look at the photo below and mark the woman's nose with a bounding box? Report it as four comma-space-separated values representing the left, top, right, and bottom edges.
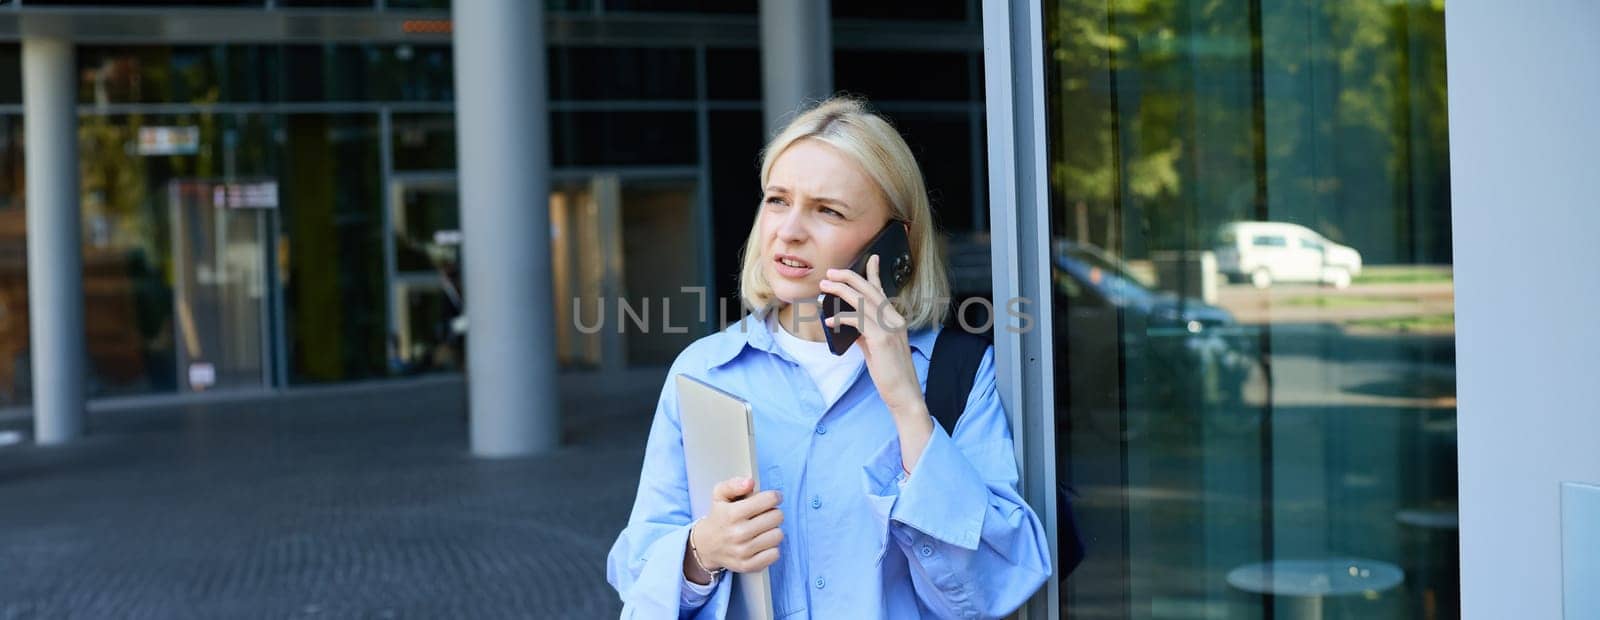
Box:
775, 208, 808, 242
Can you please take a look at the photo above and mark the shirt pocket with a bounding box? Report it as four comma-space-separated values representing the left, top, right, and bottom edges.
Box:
759, 463, 807, 619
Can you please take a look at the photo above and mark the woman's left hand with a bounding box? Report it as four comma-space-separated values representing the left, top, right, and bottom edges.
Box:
820, 254, 926, 419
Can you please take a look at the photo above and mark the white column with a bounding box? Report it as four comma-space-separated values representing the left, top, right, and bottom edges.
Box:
22, 38, 86, 445
1449, 1, 1600, 618
452, 0, 559, 457
759, 0, 833, 135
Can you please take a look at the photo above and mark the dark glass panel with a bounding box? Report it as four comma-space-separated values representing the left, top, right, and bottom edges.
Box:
884, 110, 981, 234
25, 1, 259, 6
834, 50, 975, 102
707, 110, 762, 323
0, 45, 20, 105
277, 0, 373, 6
391, 113, 457, 171
549, 111, 697, 167
388, 0, 449, 8
280, 114, 388, 384
601, 0, 755, 14
282, 44, 453, 102
548, 47, 697, 101
831, 0, 969, 22
704, 47, 760, 101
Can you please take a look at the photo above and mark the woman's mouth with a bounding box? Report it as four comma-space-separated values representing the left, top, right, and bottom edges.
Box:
773, 254, 813, 279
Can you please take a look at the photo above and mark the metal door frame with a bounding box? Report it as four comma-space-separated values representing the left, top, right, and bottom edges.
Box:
981, 1, 1059, 618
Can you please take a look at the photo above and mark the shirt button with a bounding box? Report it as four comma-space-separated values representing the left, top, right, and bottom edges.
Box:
810, 496, 821, 509
919, 545, 934, 557
814, 424, 827, 435
814, 577, 826, 589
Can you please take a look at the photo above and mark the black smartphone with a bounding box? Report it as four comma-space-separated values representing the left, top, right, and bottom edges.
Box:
819, 221, 914, 356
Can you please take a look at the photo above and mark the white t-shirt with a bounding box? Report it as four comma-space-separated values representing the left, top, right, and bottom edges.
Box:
768, 310, 866, 408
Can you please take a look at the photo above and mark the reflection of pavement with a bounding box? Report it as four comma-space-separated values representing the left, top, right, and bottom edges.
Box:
1059, 324, 1456, 619
0, 369, 669, 618
1247, 354, 1457, 410
1216, 281, 1455, 326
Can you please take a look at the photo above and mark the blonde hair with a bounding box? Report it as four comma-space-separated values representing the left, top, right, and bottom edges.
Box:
737, 96, 950, 330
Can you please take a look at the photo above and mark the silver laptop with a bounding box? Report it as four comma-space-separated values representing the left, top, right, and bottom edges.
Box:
676, 374, 775, 620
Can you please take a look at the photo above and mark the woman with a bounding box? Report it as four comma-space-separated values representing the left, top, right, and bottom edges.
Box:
605, 97, 1051, 619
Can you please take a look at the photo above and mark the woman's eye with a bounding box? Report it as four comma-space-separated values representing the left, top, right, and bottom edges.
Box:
764, 196, 787, 207
820, 207, 843, 218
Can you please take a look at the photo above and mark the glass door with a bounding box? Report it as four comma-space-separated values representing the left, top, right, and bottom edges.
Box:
1042, 1, 1457, 618
384, 172, 706, 374
386, 174, 465, 375
167, 179, 277, 392
550, 174, 705, 370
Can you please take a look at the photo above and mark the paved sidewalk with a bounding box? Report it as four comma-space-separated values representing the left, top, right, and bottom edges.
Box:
0, 369, 670, 619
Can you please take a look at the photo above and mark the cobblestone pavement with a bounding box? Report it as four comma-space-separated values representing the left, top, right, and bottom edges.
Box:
0, 369, 670, 619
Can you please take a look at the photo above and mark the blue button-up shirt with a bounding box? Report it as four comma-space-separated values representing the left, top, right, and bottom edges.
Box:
605, 310, 1051, 619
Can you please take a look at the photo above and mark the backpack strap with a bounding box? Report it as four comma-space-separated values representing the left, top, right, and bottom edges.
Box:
924, 325, 1089, 578
924, 327, 992, 434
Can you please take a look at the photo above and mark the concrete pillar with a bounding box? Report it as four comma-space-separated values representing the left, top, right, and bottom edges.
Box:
1450, 2, 1600, 617
759, 0, 833, 135
452, 0, 559, 457
22, 38, 86, 445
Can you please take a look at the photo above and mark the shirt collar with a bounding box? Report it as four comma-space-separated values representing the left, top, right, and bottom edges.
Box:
704, 305, 941, 371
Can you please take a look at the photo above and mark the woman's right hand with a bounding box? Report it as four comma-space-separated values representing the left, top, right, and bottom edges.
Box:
687, 476, 784, 579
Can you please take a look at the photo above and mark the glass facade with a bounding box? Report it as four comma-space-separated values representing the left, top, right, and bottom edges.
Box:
0, 11, 988, 403
1043, 0, 1455, 618
0, 2, 1478, 616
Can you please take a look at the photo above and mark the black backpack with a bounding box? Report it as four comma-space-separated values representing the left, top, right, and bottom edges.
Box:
925, 327, 1086, 578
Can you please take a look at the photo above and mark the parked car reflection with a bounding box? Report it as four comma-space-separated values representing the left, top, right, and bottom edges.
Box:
1050, 241, 1264, 440
945, 236, 1265, 441
1214, 221, 1362, 289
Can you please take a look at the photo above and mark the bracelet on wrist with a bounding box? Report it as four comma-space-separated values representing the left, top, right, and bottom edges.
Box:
689, 521, 726, 580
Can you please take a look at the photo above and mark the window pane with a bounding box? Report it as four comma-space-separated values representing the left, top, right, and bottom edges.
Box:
601, 0, 755, 14
549, 47, 697, 101
78, 46, 224, 105
0, 45, 20, 105
277, 0, 373, 6
619, 181, 701, 365
281, 114, 388, 384
884, 110, 981, 234
707, 110, 763, 320
283, 44, 453, 103
26, 1, 259, 6
705, 47, 760, 101
391, 113, 456, 171
1043, 1, 1456, 619
223, 45, 281, 103
392, 186, 458, 273
831, 0, 968, 21
393, 285, 462, 374
550, 111, 697, 166
388, 0, 450, 9
77, 44, 451, 104
833, 50, 975, 102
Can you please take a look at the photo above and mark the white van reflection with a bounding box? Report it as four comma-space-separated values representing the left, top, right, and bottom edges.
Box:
1214, 221, 1362, 289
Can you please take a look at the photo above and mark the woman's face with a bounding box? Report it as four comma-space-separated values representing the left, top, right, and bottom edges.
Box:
759, 139, 893, 305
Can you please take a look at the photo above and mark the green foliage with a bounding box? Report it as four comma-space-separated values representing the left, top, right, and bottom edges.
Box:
1044, 0, 1451, 265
